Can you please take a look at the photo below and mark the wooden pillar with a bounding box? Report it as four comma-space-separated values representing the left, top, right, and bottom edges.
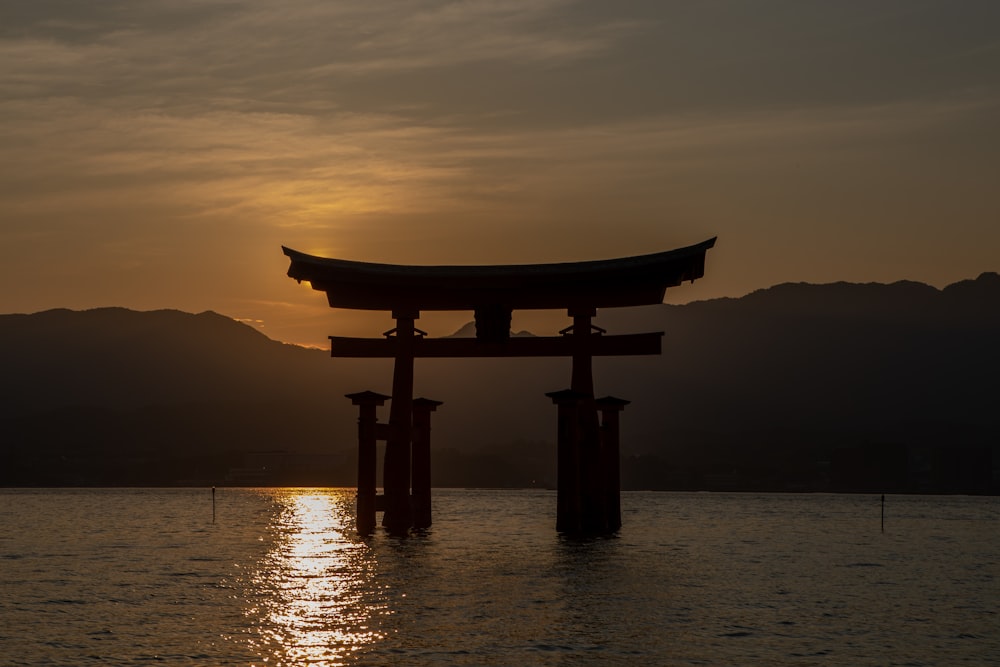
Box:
411, 397, 442, 530
547, 389, 587, 533
346, 390, 390, 536
567, 307, 606, 533
568, 307, 597, 397
383, 310, 418, 535
596, 396, 629, 533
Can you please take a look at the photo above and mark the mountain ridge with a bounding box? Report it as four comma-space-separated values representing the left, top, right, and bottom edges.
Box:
2, 272, 997, 490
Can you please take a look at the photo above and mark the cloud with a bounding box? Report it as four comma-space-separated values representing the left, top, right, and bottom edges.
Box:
3, 76, 995, 241
0, 0, 649, 236
0, 0, 631, 112
1, 0, 998, 335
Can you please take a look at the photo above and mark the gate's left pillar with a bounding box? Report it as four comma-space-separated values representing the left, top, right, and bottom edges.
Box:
383, 310, 419, 535
346, 390, 390, 536
411, 397, 443, 530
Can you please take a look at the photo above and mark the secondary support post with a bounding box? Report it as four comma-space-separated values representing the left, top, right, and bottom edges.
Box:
596, 396, 629, 533
547, 389, 586, 533
346, 390, 390, 536
411, 397, 443, 530
383, 310, 419, 535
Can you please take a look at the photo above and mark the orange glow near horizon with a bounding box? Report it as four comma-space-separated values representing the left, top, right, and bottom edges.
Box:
1, 1, 996, 348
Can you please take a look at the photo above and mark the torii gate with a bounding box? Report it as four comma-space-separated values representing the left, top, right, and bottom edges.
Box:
283, 237, 715, 535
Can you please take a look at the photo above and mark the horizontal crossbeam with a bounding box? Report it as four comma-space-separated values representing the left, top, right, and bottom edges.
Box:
329, 332, 663, 358
285, 238, 716, 311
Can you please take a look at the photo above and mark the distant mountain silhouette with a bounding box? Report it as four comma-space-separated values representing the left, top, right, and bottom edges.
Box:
2, 274, 997, 491
594, 273, 1000, 492
445, 321, 536, 338
0, 308, 365, 485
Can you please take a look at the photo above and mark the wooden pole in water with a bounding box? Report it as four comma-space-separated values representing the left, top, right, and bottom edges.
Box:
881, 493, 885, 534
547, 389, 586, 533
383, 310, 418, 535
347, 391, 390, 536
411, 397, 442, 530
212, 486, 216, 523
596, 396, 630, 533
568, 307, 605, 534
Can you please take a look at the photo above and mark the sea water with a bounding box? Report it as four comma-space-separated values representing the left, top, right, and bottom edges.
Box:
0, 489, 997, 666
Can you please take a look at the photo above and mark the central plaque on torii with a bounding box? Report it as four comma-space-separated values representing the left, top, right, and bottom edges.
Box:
283, 237, 715, 535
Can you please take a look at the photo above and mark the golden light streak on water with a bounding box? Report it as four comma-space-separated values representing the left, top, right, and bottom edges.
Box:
248, 490, 385, 666
2, 490, 999, 665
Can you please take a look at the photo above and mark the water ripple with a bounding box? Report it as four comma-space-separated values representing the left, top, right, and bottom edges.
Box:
1, 489, 999, 665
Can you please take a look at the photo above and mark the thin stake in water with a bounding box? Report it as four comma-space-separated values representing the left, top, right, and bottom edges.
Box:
881, 493, 885, 534
212, 486, 216, 523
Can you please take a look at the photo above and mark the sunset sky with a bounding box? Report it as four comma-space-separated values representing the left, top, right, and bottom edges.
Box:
2, 1, 998, 346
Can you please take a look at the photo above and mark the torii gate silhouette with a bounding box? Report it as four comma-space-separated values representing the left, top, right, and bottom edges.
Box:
283, 237, 715, 536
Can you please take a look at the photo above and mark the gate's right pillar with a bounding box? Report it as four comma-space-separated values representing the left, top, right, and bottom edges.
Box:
565, 306, 606, 534
596, 396, 630, 533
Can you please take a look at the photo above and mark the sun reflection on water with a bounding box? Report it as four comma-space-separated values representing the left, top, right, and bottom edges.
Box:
248, 490, 385, 666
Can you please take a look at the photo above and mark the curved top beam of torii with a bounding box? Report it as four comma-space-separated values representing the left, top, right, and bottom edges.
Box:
282, 237, 716, 312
